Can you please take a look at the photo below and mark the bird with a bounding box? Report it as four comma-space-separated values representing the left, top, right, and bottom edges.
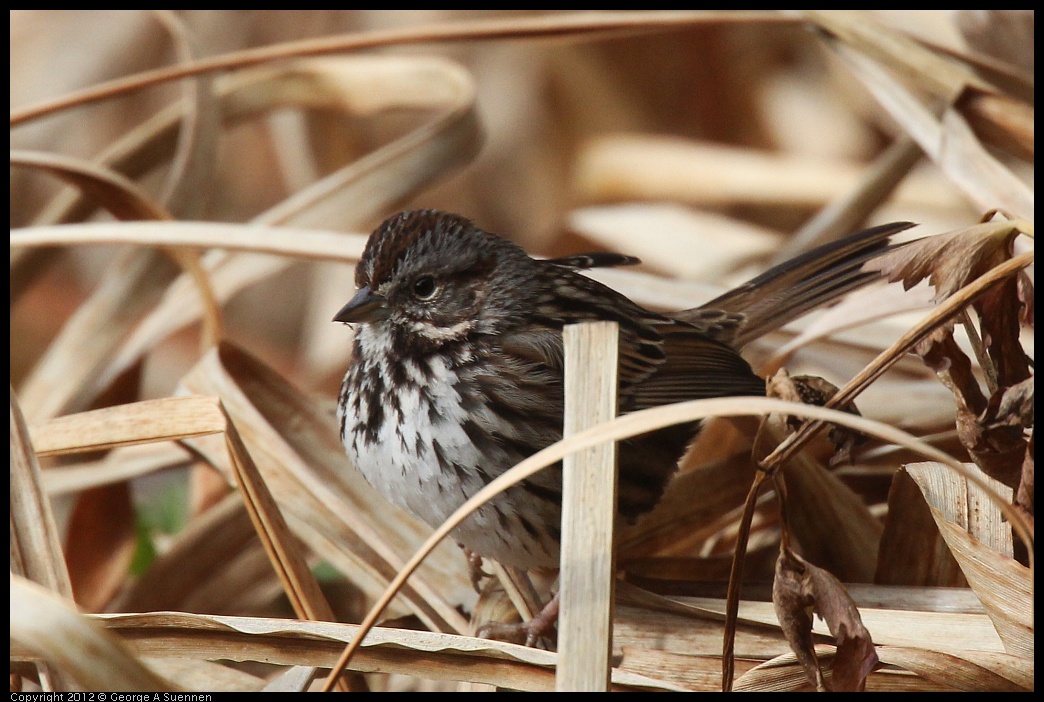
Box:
334, 209, 913, 641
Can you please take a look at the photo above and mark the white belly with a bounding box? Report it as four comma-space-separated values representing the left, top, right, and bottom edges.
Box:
340, 326, 561, 568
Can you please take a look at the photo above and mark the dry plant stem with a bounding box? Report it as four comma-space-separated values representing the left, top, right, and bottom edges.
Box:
720, 468, 771, 692
10, 222, 369, 263
10, 150, 172, 221
10, 11, 792, 127
491, 563, 541, 623
958, 309, 999, 394
29, 396, 226, 457
829, 40, 1033, 218
11, 575, 175, 692
149, 10, 220, 218
557, 322, 619, 691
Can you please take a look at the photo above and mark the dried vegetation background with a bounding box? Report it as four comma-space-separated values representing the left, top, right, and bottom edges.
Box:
9, 10, 1034, 692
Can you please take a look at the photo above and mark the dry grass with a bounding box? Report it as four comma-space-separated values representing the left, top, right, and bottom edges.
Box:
10, 10, 1033, 692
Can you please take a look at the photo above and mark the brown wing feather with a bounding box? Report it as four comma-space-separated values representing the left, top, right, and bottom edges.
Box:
621, 323, 765, 412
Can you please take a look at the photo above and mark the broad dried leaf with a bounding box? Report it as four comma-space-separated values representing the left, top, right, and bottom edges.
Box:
773, 547, 878, 691
864, 221, 1020, 301
875, 469, 966, 587
904, 462, 1032, 657
877, 645, 1032, 692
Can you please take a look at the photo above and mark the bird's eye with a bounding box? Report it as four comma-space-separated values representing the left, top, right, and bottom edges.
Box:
412, 276, 438, 300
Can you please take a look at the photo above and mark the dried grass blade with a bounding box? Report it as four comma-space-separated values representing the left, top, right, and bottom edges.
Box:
10, 386, 76, 691
573, 135, 962, 210
10, 150, 172, 221
11, 574, 175, 692
41, 442, 194, 496
10, 387, 74, 595
46, 611, 690, 692
15, 248, 180, 422
222, 416, 337, 623
29, 395, 226, 457
222, 416, 365, 691
778, 135, 924, 262
569, 204, 780, 280
150, 10, 220, 218
801, 11, 990, 100
10, 11, 792, 127
658, 592, 1003, 653
11, 221, 369, 262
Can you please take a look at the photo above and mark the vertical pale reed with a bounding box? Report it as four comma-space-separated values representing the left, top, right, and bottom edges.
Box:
557, 321, 619, 691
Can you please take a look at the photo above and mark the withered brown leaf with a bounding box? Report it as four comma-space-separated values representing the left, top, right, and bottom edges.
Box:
765, 369, 867, 466
863, 221, 1019, 301
773, 547, 878, 692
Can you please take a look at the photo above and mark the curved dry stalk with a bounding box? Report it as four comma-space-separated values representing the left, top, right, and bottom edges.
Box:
149, 10, 220, 218
10, 150, 173, 221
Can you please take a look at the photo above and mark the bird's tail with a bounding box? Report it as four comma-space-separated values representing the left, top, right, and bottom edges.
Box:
676, 221, 917, 348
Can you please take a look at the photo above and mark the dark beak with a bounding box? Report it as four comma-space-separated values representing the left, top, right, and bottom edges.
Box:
333, 286, 389, 323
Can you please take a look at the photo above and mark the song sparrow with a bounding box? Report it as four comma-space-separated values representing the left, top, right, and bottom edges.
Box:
335, 210, 912, 577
